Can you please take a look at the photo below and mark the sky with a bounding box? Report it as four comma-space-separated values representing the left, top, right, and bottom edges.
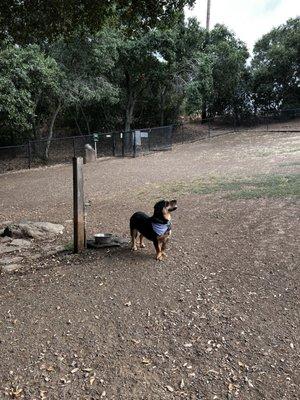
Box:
185, 0, 300, 54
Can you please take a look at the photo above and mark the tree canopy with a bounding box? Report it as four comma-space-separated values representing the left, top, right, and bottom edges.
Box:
0, 0, 195, 43
0, 4, 299, 148
251, 17, 300, 112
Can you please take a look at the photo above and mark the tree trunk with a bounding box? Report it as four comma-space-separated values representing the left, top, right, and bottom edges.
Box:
125, 93, 135, 132
159, 87, 166, 126
44, 102, 61, 161
201, 102, 207, 122
80, 104, 90, 135
124, 71, 136, 132
73, 116, 83, 136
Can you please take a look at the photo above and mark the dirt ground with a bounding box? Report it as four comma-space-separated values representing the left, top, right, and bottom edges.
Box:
0, 128, 299, 399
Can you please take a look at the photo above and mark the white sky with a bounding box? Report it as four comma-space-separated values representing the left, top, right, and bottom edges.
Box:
185, 0, 300, 53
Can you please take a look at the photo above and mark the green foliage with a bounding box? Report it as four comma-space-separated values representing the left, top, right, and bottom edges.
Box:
184, 24, 249, 118
0, 45, 60, 145
0, 8, 298, 146
0, 0, 195, 43
251, 17, 300, 111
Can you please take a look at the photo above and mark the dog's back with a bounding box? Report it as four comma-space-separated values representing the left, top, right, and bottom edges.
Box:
130, 212, 156, 241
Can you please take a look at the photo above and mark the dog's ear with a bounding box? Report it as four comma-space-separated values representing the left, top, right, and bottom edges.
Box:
154, 200, 165, 215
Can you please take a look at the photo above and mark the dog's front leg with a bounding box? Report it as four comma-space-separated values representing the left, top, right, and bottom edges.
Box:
154, 239, 163, 261
161, 235, 170, 258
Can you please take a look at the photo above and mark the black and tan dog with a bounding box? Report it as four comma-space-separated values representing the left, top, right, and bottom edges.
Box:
130, 200, 177, 260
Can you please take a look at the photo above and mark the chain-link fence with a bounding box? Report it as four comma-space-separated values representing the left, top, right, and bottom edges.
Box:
173, 112, 300, 144
0, 126, 174, 173
1, 110, 299, 174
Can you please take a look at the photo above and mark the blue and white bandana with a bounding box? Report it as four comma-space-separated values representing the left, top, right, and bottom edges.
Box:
152, 221, 172, 236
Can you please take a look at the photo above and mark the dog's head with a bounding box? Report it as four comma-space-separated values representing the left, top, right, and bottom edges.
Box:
153, 199, 177, 220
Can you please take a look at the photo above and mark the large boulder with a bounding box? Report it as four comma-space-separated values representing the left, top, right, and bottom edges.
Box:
2, 221, 64, 239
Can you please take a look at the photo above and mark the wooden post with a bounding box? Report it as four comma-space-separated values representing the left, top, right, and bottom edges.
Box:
73, 157, 86, 253
27, 140, 32, 169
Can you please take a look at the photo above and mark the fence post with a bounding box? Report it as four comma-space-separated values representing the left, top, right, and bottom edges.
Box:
112, 133, 116, 156
133, 130, 137, 158
148, 129, 151, 152
121, 132, 125, 157
73, 137, 76, 157
73, 157, 86, 253
27, 141, 32, 169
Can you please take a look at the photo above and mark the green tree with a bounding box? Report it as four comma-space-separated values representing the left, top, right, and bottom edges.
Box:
251, 17, 300, 112
184, 24, 249, 119
208, 24, 249, 116
0, 44, 60, 146
0, 0, 195, 44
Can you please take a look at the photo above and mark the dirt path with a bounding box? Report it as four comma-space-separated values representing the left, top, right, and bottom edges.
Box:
0, 130, 299, 399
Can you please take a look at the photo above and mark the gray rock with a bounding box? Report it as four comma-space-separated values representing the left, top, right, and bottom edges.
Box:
2, 221, 64, 239
0, 244, 19, 255
9, 239, 32, 248
1, 263, 22, 273
0, 236, 12, 243
0, 256, 23, 266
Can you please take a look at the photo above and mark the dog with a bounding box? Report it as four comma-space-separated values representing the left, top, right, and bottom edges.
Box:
130, 199, 177, 260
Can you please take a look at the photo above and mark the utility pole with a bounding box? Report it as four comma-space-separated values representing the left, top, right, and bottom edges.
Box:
202, 0, 211, 123
206, 0, 211, 31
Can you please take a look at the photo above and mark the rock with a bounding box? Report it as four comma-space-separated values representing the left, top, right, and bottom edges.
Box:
2, 221, 64, 239
0, 236, 12, 243
1, 263, 22, 273
0, 256, 23, 266
43, 245, 65, 256
9, 239, 32, 248
0, 244, 19, 255
84, 144, 96, 164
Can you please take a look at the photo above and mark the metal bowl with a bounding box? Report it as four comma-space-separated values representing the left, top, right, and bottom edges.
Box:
94, 233, 113, 245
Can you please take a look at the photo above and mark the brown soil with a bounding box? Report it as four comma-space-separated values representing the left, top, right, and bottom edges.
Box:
0, 129, 299, 399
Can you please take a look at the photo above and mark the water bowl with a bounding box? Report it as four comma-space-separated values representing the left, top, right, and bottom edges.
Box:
94, 233, 113, 245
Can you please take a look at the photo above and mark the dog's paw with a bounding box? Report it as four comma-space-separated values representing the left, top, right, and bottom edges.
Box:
156, 254, 163, 261
140, 243, 146, 248
162, 253, 167, 258
131, 246, 138, 251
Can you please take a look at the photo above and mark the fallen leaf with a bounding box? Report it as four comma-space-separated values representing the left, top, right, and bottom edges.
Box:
131, 339, 141, 344
40, 390, 47, 400
166, 385, 174, 392
10, 387, 23, 398
71, 368, 79, 374
180, 379, 185, 389
90, 376, 96, 385
142, 357, 151, 365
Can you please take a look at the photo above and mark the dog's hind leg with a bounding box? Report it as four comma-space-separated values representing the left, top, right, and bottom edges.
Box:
139, 234, 146, 248
131, 228, 138, 251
